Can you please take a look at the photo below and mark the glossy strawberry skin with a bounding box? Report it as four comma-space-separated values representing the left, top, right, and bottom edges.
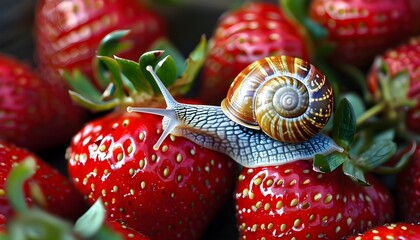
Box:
396, 145, 420, 222
67, 111, 236, 240
310, 0, 420, 67
0, 54, 87, 152
199, 2, 310, 105
0, 140, 88, 223
235, 160, 394, 239
35, 0, 165, 87
107, 220, 150, 240
346, 222, 420, 240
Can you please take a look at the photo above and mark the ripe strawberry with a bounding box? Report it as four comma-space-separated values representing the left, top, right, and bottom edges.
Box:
67, 110, 236, 239
0, 140, 88, 222
0, 54, 87, 152
235, 160, 394, 239
367, 36, 420, 134
396, 145, 420, 222
107, 220, 150, 240
35, 0, 165, 88
199, 2, 310, 104
347, 222, 420, 240
309, 0, 420, 67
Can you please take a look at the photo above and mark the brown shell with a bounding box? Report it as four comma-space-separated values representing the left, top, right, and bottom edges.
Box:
221, 56, 334, 142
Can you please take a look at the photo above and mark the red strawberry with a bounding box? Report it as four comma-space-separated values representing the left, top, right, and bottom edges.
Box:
0, 54, 87, 152
0, 140, 88, 222
67, 110, 236, 240
396, 145, 420, 222
235, 160, 394, 239
107, 220, 150, 240
347, 222, 420, 240
309, 0, 420, 67
367, 36, 420, 134
199, 2, 310, 104
35, 0, 165, 88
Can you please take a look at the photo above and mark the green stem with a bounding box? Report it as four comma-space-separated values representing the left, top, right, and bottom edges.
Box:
356, 102, 386, 127
6, 157, 37, 213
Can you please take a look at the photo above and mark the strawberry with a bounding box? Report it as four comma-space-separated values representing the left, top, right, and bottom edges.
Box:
366, 36, 420, 134
199, 2, 310, 104
235, 160, 394, 239
309, 0, 420, 67
0, 54, 87, 152
396, 144, 420, 222
346, 222, 420, 240
107, 220, 150, 240
0, 140, 88, 222
67, 110, 236, 239
35, 0, 165, 89
64, 42, 235, 239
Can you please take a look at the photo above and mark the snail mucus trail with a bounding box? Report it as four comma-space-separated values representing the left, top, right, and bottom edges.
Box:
127, 58, 343, 168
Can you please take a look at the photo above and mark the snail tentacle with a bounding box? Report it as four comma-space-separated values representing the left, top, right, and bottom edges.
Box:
127, 64, 343, 168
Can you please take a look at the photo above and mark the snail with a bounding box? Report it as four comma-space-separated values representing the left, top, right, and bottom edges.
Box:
127, 56, 343, 168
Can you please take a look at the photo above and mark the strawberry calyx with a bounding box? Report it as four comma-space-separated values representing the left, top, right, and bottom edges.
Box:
313, 98, 398, 185
64, 30, 207, 112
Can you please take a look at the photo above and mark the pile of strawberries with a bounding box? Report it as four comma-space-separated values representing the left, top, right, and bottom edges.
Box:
1, 0, 420, 239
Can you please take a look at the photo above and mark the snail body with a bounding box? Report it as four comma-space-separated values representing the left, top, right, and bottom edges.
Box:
127, 57, 342, 168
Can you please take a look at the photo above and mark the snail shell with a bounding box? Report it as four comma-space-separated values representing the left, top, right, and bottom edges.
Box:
221, 56, 334, 143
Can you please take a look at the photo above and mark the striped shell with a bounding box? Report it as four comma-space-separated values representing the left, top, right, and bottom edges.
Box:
221, 56, 334, 142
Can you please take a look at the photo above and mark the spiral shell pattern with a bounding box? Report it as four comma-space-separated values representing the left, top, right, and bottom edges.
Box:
221, 56, 333, 142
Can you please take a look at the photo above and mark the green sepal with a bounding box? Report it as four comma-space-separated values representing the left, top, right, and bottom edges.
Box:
333, 98, 356, 150
340, 93, 366, 120
139, 50, 167, 93
74, 199, 106, 238
356, 139, 397, 171
374, 142, 417, 174
8, 207, 75, 240
313, 152, 348, 173
97, 56, 126, 100
169, 35, 208, 96
149, 38, 187, 77
68, 90, 119, 112
96, 30, 132, 88
154, 55, 177, 88
114, 56, 152, 94
342, 161, 369, 186
6, 157, 36, 213
63, 69, 103, 103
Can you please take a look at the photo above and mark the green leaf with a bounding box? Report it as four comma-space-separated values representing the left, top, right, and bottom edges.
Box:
139, 50, 165, 93
340, 93, 365, 119
68, 91, 119, 112
356, 139, 397, 171
149, 38, 186, 76
155, 55, 177, 87
6, 157, 36, 213
114, 56, 152, 94
333, 98, 356, 150
169, 35, 208, 95
96, 30, 132, 88
74, 199, 106, 238
314, 152, 348, 173
97, 56, 125, 100
342, 161, 370, 186
375, 142, 417, 174
97, 30, 131, 57
62, 69, 103, 103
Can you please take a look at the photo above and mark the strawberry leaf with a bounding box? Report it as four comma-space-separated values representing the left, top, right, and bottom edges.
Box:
68, 91, 119, 112
356, 139, 397, 171
343, 161, 369, 186
6, 157, 36, 213
63, 69, 103, 102
155, 55, 177, 88
74, 199, 106, 238
149, 38, 187, 76
314, 152, 348, 173
333, 98, 356, 150
97, 56, 125, 100
375, 141, 417, 174
114, 56, 152, 94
